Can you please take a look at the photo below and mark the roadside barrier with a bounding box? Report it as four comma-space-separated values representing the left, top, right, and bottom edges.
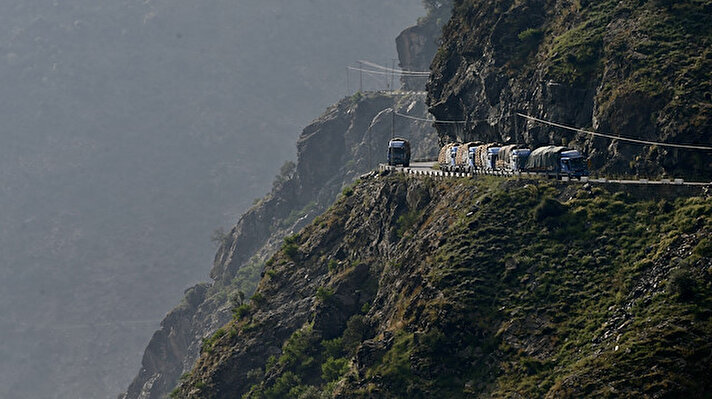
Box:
378, 164, 711, 187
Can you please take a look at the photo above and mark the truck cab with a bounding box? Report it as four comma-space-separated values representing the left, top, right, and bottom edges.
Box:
511, 148, 531, 172
449, 146, 459, 171
388, 138, 411, 167
468, 147, 477, 171
560, 150, 588, 177
486, 147, 501, 170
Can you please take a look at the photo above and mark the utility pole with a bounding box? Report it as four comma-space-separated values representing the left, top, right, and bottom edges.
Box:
358, 61, 363, 92
391, 107, 396, 139
367, 126, 372, 170
392, 59, 396, 92
346, 67, 350, 95
386, 58, 390, 90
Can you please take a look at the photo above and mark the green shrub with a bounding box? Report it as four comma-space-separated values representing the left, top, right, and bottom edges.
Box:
350, 91, 363, 103
251, 292, 266, 307
342, 315, 370, 355
693, 238, 712, 258
283, 235, 300, 259
210, 227, 230, 248
361, 302, 371, 314
292, 385, 320, 399
316, 286, 335, 303
233, 303, 251, 320
396, 209, 422, 238
327, 259, 338, 273
284, 243, 299, 260
321, 357, 349, 382
201, 327, 227, 353
279, 326, 319, 373
532, 197, 567, 221
322, 337, 344, 358
518, 28, 544, 42
264, 372, 301, 399
667, 268, 697, 301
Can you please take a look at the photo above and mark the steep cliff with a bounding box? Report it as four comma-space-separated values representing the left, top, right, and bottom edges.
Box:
427, 0, 712, 178
172, 174, 712, 398
396, 1, 452, 90
120, 92, 438, 399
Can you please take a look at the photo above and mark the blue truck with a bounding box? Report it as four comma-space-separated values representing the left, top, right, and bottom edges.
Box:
523, 146, 589, 177
388, 138, 411, 167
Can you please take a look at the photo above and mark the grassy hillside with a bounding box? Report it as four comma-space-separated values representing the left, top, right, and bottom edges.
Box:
172, 174, 712, 398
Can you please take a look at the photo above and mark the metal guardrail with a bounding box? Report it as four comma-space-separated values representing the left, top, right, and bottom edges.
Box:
378, 164, 712, 187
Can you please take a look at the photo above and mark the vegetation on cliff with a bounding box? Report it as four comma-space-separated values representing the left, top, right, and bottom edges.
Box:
172, 173, 711, 398
428, 0, 712, 178
123, 92, 438, 399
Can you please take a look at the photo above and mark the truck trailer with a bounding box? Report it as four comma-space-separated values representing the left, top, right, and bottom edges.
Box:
524, 146, 588, 177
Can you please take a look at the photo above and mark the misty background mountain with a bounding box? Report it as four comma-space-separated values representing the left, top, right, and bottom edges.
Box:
0, 1, 426, 398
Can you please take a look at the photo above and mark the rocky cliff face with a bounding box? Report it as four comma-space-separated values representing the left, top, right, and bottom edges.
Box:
120, 92, 438, 399
396, 2, 452, 90
427, 0, 712, 179
172, 174, 712, 398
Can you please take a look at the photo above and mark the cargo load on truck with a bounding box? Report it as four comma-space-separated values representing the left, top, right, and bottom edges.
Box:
387, 138, 411, 167
495, 145, 517, 170
438, 142, 460, 171
524, 146, 588, 176
524, 146, 568, 171
438, 143, 456, 165
455, 141, 482, 171
496, 145, 531, 171
473, 143, 499, 169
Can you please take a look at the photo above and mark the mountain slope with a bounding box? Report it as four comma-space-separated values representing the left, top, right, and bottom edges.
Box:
427, 0, 712, 178
121, 91, 439, 399
172, 174, 712, 398
0, 1, 427, 397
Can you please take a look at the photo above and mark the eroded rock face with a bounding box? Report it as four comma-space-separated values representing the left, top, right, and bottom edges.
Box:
120, 92, 438, 399
172, 176, 712, 399
396, 24, 440, 91
395, 4, 451, 91
427, 0, 712, 178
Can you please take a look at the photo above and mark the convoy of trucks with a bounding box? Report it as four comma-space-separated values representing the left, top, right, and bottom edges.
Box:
387, 138, 589, 178
438, 142, 589, 177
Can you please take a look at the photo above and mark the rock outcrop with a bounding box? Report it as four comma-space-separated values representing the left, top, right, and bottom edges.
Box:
396, 2, 452, 90
172, 175, 712, 398
427, 0, 712, 179
120, 92, 438, 399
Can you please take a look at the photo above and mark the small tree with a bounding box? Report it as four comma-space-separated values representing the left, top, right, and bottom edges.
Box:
273, 160, 296, 190
210, 227, 229, 247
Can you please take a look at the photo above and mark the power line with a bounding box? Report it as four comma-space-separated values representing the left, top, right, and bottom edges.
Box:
394, 111, 468, 124
358, 60, 431, 76
517, 113, 712, 151
353, 67, 397, 88
347, 66, 430, 77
